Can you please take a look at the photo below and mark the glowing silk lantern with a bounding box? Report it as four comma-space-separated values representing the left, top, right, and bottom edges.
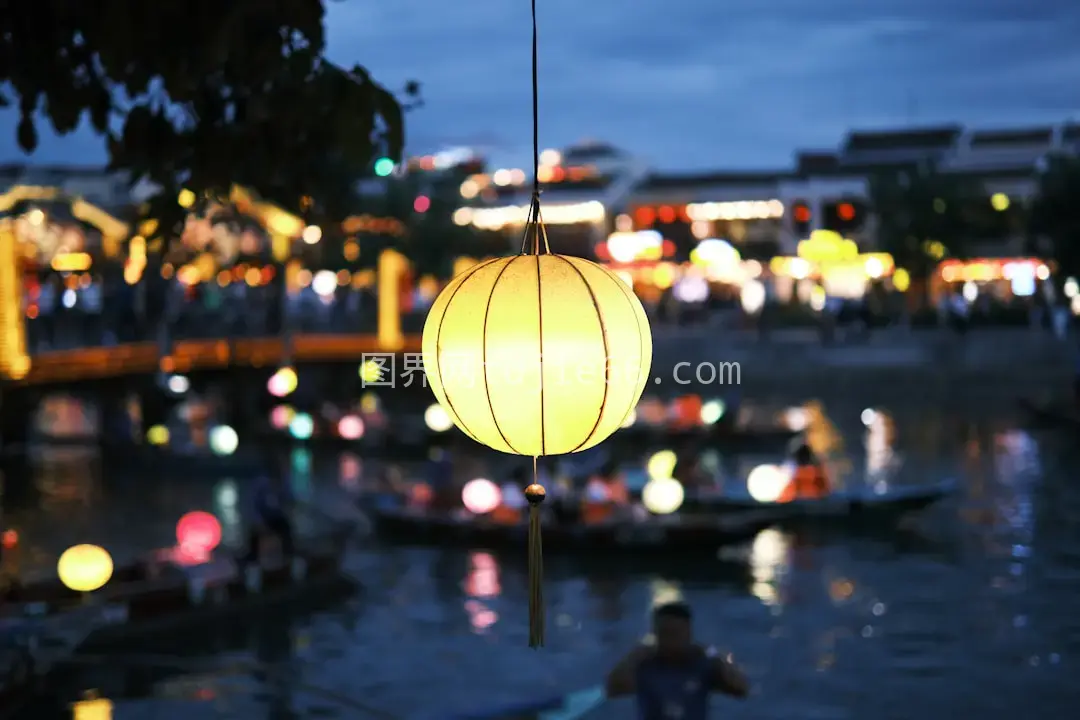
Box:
462, 478, 502, 514
176, 511, 222, 556
422, 255, 652, 456
424, 403, 453, 433
642, 477, 685, 514
747, 464, 791, 503
338, 415, 365, 440
57, 544, 113, 592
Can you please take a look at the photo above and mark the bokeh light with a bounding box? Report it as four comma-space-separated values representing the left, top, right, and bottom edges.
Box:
424, 404, 453, 432
146, 424, 170, 446
290, 412, 314, 440
642, 477, 685, 514
176, 511, 222, 557
57, 544, 113, 592
209, 425, 239, 456
338, 414, 365, 440
268, 367, 298, 398
747, 464, 791, 503
462, 478, 501, 514
646, 450, 677, 481
271, 405, 295, 429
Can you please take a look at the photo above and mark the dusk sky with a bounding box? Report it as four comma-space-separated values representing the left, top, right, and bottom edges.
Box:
2, 0, 1078, 172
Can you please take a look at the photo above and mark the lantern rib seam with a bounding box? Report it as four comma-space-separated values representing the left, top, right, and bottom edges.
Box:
481, 259, 522, 454
559, 256, 609, 453
609, 268, 648, 425
535, 254, 547, 456
434, 259, 500, 447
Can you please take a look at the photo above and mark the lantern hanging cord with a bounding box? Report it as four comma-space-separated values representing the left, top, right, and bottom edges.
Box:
521, 0, 550, 257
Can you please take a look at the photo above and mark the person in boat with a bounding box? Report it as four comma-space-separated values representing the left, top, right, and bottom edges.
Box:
426, 447, 455, 510
582, 462, 628, 523
605, 601, 749, 717
777, 443, 830, 502
242, 471, 295, 567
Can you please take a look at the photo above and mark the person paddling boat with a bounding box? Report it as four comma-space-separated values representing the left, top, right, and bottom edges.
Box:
605, 602, 749, 718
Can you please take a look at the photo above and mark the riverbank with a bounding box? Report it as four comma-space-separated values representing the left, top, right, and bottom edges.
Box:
648, 327, 1069, 400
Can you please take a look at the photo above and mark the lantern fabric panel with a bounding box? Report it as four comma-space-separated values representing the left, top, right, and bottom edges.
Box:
422, 258, 501, 447
560, 255, 653, 452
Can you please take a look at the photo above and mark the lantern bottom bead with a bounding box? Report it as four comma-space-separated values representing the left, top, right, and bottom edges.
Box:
524, 483, 547, 506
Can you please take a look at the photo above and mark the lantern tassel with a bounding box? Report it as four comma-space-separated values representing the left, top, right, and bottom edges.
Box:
525, 458, 546, 647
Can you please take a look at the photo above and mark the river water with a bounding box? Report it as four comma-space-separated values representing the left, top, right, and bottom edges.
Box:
4, 392, 1080, 719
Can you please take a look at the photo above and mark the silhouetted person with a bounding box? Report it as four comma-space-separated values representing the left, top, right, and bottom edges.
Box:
242, 471, 295, 566
606, 602, 749, 717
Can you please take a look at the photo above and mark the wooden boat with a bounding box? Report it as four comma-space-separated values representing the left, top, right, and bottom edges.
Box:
362, 502, 778, 556
0, 525, 355, 651
443, 684, 604, 720
682, 479, 957, 525
613, 423, 799, 451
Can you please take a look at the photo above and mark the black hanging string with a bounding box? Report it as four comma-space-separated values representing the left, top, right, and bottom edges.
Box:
520, 0, 550, 258
521, 0, 548, 649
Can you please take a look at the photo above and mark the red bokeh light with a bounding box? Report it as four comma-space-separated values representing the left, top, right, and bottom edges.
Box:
176, 511, 222, 556
837, 202, 855, 221
793, 205, 811, 223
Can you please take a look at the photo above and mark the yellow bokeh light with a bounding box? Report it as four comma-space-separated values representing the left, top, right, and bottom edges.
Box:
647, 450, 678, 480
642, 477, 685, 514
359, 360, 384, 384
57, 544, 113, 592
892, 268, 911, 292
177, 189, 196, 208
990, 193, 1010, 212
422, 255, 653, 456
146, 424, 170, 446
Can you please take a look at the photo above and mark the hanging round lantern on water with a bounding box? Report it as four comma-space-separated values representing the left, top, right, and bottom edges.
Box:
423, 255, 652, 456
423, 253, 653, 647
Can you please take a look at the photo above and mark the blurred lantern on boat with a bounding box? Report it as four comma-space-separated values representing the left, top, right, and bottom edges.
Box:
337, 414, 365, 440
146, 424, 169, 446
57, 544, 113, 592
700, 399, 725, 425
642, 477, 684, 514
270, 404, 295, 430
646, 450, 678, 481
462, 478, 502, 514
671, 395, 703, 428
740, 279, 766, 314
289, 412, 314, 440
209, 425, 239, 456
424, 403, 453, 433
176, 511, 222, 559
422, 255, 652, 457
747, 464, 791, 503
268, 367, 298, 398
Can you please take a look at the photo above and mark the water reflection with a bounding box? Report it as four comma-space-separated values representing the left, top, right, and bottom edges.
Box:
463, 552, 500, 634
750, 529, 790, 607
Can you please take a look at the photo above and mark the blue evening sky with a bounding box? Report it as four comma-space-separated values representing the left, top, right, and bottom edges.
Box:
1, 0, 1078, 172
